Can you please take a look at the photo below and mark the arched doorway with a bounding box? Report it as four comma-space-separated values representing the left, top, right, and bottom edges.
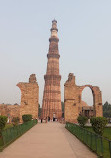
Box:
80, 86, 94, 118
64, 73, 103, 123
82, 87, 93, 106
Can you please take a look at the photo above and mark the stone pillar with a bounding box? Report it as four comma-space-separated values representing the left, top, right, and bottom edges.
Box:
17, 74, 39, 122
93, 86, 103, 117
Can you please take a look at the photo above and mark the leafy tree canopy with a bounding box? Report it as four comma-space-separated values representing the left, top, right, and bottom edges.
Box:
103, 102, 111, 118
61, 101, 64, 113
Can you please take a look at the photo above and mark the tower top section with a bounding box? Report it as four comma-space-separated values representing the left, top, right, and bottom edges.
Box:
50, 19, 58, 38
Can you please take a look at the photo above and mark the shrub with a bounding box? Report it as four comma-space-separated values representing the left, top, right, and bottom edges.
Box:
0, 116, 8, 131
77, 115, 88, 128
90, 117, 107, 136
22, 114, 32, 123
12, 117, 20, 126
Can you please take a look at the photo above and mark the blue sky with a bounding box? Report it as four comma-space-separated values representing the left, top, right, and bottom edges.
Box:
0, 0, 111, 106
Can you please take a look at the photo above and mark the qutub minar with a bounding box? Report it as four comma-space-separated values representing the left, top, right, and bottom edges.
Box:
42, 20, 62, 120
0, 20, 103, 123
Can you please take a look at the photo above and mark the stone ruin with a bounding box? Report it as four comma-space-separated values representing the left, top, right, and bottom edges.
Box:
0, 73, 103, 123
0, 104, 20, 123
0, 74, 39, 123
64, 73, 103, 123
17, 74, 39, 122
0, 21, 103, 124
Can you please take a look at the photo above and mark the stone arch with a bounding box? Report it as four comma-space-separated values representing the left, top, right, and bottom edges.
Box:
79, 85, 95, 106
64, 73, 103, 123
79, 85, 103, 117
80, 86, 94, 106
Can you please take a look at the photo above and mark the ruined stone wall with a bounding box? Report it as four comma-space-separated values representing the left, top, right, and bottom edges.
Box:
0, 104, 20, 123
64, 73, 103, 123
17, 74, 39, 122
0, 74, 39, 123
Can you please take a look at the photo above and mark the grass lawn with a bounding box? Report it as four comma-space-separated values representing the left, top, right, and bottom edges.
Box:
85, 126, 111, 140
85, 126, 111, 158
3, 124, 13, 130
66, 123, 111, 158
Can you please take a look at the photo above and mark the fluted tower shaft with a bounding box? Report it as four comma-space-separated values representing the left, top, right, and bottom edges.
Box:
42, 20, 62, 120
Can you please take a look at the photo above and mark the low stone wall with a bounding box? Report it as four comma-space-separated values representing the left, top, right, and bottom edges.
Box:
0, 104, 20, 123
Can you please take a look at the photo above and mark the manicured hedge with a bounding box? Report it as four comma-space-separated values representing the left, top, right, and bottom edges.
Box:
22, 114, 32, 123
0, 116, 7, 132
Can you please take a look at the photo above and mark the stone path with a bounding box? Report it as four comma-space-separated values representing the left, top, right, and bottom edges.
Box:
0, 122, 97, 158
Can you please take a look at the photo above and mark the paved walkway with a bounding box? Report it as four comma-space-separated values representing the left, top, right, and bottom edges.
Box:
0, 122, 97, 158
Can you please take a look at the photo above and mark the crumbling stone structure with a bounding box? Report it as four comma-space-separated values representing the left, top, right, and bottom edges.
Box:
42, 20, 62, 120
0, 104, 20, 123
64, 73, 103, 123
0, 74, 39, 123
17, 74, 39, 122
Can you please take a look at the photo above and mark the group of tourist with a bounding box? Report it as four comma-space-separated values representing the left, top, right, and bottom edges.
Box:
40, 116, 58, 123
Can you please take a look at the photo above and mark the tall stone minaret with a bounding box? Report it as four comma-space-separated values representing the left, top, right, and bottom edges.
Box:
42, 20, 62, 120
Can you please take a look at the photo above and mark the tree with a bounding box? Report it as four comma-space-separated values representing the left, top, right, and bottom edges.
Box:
90, 117, 107, 136
0, 116, 7, 133
38, 104, 42, 118
103, 101, 111, 118
61, 102, 64, 118
61, 102, 64, 113
77, 115, 88, 128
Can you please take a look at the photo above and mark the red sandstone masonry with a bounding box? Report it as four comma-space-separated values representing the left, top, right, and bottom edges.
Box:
0, 104, 20, 123
0, 74, 39, 123
42, 20, 62, 120
17, 74, 39, 122
64, 73, 103, 123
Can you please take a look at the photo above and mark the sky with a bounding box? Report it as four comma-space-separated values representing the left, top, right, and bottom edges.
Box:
0, 0, 111, 106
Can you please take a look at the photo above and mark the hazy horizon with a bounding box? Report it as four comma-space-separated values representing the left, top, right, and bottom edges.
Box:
0, 0, 111, 107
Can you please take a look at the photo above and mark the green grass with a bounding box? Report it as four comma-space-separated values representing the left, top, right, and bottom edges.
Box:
66, 123, 111, 158
85, 126, 111, 139
3, 124, 13, 130
85, 126, 111, 158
